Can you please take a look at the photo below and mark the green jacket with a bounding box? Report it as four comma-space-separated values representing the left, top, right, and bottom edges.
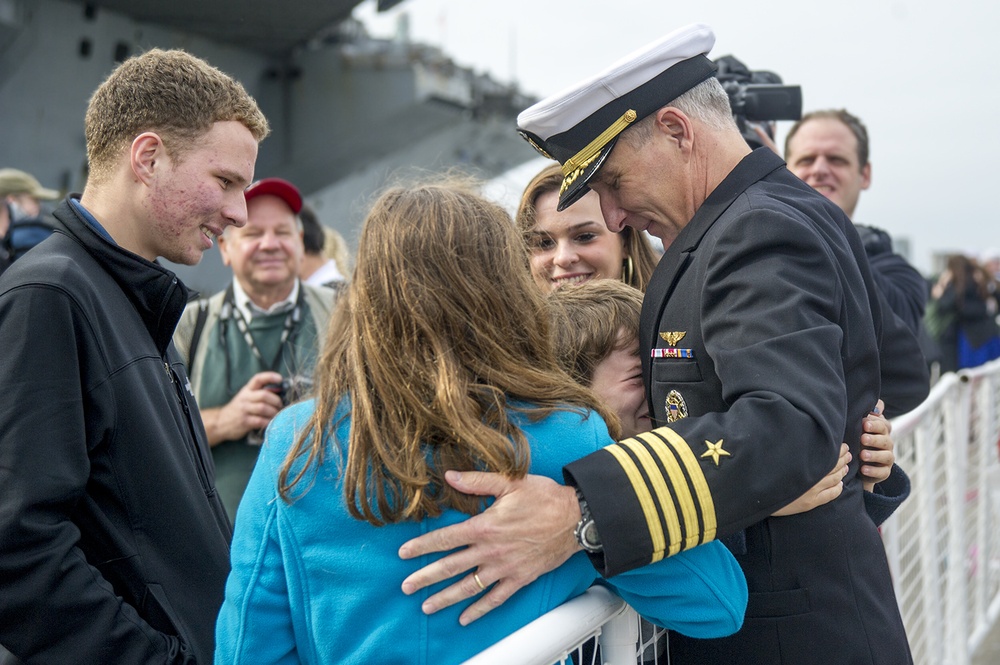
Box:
173, 281, 336, 404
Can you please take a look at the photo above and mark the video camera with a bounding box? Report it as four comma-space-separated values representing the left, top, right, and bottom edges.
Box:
714, 55, 802, 150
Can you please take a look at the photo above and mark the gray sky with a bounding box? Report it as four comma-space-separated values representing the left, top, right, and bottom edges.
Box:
354, 0, 999, 274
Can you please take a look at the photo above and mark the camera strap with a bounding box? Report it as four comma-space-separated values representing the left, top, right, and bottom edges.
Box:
221, 284, 304, 375
187, 299, 210, 368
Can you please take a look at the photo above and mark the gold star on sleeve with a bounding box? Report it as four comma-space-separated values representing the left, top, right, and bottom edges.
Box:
700, 439, 731, 466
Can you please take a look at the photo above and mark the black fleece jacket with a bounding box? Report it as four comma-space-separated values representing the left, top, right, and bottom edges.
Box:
0, 198, 231, 664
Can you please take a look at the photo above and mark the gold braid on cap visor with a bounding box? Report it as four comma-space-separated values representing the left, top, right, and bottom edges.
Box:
559, 109, 638, 194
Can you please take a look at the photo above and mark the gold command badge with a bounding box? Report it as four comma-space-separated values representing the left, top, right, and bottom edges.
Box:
660, 331, 686, 347
665, 390, 688, 423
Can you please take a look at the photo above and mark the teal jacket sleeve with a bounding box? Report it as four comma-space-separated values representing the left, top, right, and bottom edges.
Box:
215, 423, 299, 665
601, 540, 747, 638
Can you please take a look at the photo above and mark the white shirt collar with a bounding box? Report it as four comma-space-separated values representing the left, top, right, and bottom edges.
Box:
231, 278, 300, 321
303, 259, 345, 287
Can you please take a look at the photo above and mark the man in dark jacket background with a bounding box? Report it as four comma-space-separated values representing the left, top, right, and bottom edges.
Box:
783, 109, 927, 328
0, 49, 269, 664
784, 108, 931, 414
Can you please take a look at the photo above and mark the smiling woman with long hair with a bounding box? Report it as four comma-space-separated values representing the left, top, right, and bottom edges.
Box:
517, 162, 660, 293
214, 180, 746, 665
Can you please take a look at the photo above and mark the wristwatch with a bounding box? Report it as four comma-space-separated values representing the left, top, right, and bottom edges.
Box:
574, 489, 603, 554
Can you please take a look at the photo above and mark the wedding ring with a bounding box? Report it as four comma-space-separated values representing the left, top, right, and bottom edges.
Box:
473, 572, 486, 591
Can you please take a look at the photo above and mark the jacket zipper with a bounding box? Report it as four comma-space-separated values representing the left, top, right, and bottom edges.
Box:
164, 358, 215, 497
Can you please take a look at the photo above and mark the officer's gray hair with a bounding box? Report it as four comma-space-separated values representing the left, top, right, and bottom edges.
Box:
623, 78, 737, 146
670, 78, 739, 131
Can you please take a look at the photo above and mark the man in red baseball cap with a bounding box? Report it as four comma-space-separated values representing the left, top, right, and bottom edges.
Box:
173, 177, 337, 520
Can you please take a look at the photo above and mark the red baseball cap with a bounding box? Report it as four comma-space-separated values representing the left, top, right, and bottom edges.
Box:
244, 177, 303, 214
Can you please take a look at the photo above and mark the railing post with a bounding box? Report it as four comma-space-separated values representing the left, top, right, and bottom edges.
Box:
598, 606, 640, 665
944, 375, 971, 665
913, 411, 945, 664
964, 364, 1000, 655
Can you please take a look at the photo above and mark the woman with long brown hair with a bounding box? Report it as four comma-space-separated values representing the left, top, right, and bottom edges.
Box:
215, 180, 747, 664
517, 162, 660, 292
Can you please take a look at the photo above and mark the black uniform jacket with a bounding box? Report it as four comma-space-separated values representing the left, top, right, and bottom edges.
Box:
0, 200, 232, 664
565, 149, 911, 664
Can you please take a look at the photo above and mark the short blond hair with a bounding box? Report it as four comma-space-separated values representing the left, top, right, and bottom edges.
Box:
85, 48, 270, 183
322, 227, 353, 277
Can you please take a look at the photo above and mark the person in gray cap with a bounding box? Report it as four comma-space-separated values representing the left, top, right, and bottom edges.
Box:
0, 168, 59, 218
397, 23, 911, 665
0, 168, 60, 272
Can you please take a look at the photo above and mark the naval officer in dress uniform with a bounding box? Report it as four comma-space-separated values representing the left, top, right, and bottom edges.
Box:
398, 23, 912, 664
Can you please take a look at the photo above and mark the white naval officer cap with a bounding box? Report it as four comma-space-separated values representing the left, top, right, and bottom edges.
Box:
516, 24, 717, 211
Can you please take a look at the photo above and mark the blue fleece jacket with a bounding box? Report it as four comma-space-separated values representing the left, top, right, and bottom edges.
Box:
216, 399, 747, 664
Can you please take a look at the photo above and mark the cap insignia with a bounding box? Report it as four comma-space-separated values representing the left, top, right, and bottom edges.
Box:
559, 109, 638, 187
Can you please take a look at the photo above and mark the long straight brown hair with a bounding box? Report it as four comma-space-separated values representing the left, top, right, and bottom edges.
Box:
279, 180, 616, 525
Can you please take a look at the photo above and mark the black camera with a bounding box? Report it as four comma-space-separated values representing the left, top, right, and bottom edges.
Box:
248, 375, 316, 445
265, 375, 315, 407
715, 55, 802, 150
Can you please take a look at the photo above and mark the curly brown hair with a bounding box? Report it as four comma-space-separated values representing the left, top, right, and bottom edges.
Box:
85, 48, 269, 183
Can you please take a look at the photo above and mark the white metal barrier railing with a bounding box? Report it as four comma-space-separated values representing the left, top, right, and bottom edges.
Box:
464, 585, 666, 665
884, 359, 1000, 664
466, 358, 1000, 665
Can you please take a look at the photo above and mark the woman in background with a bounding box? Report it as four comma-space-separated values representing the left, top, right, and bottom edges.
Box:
215, 181, 747, 664
516, 162, 660, 292
930, 253, 1000, 373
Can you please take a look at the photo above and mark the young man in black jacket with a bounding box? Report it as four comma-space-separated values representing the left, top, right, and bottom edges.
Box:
0, 49, 269, 664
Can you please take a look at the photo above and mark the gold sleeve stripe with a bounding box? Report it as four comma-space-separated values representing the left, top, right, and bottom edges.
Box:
650, 427, 718, 543
604, 444, 666, 564
618, 438, 683, 558
630, 433, 698, 552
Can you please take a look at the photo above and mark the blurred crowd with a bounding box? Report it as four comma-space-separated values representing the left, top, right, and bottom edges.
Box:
924, 251, 1000, 377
